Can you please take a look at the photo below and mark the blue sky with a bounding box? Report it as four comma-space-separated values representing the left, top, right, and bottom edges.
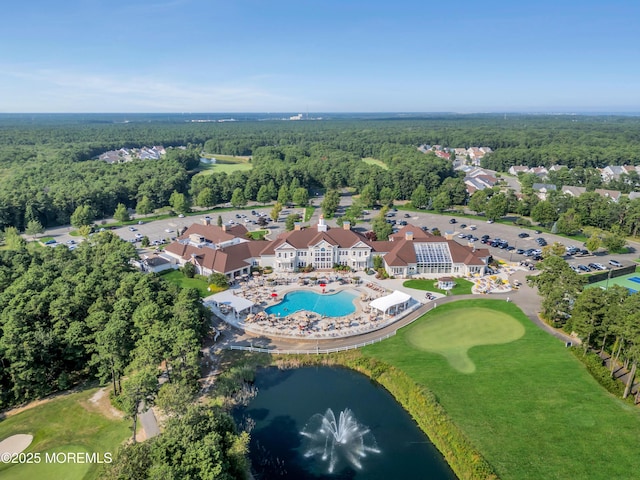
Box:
2, 0, 639, 113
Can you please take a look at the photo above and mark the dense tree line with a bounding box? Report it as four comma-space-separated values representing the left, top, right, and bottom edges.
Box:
2, 115, 640, 231
104, 405, 249, 479
0, 233, 209, 408
529, 254, 640, 402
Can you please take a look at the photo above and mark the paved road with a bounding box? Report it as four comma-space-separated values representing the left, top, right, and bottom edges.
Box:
139, 406, 160, 440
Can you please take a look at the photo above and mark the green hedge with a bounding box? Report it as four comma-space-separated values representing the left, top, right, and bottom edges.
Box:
568, 348, 633, 403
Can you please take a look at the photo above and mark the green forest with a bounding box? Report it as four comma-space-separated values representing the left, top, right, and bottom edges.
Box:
0, 232, 209, 409
2, 114, 640, 233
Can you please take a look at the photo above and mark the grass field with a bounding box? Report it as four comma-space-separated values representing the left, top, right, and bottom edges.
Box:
363, 299, 640, 480
158, 269, 210, 297
403, 278, 474, 295
362, 157, 388, 170
0, 388, 129, 480
197, 155, 253, 175
247, 229, 269, 240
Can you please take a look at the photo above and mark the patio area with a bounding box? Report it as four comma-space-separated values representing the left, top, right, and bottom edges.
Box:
205, 273, 421, 339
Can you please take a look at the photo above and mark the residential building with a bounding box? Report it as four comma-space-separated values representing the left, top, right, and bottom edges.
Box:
562, 185, 587, 198
532, 183, 557, 200
594, 188, 622, 202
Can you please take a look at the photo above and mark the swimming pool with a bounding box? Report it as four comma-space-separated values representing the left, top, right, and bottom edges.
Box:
266, 290, 357, 317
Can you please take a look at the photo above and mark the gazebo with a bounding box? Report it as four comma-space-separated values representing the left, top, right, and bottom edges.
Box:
437, 277, 456, 291
204, 290, 256, 317
369, 290, 412, 318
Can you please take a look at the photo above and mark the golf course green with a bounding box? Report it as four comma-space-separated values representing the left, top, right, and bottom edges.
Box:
363, 299, 640, 480
406, 307, 525, 373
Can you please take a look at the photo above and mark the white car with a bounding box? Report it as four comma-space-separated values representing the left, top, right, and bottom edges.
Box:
609, 260, 622, 267
165, 228, 173, 233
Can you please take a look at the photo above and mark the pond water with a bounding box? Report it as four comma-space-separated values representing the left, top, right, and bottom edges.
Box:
234, 366, 457, 479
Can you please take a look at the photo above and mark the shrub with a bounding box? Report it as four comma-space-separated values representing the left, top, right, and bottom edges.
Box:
181, 262, 196, 278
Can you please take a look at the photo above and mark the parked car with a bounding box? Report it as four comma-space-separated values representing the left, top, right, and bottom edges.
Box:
460, 224, 467, 228
44, 239, 57, 245
449, 218, 457, 224
128, 226, 136, 231
404, 213, 411, 218
458, 233, 468, 239
578, 265, 591, 272
609, 259, 622, 267
137, 220, 144, 225
516, 248, 525, 254
570, 265, 581, 273
518, 232, 530, 238
481, 234, 490, 240
178, 214, 185, 218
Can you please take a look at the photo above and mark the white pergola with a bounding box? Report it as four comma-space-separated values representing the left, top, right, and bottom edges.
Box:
204, 290, 255, 316
369, 290, 412, 317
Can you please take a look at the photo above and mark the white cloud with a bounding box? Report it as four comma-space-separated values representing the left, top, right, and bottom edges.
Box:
1, 66, 303, 112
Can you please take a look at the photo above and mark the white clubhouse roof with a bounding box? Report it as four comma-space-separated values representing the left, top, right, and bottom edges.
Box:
204, 290, 255, 313
369, 290, 412, 313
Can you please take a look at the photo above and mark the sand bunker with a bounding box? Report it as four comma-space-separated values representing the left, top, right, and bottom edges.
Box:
0, 434, 33, 455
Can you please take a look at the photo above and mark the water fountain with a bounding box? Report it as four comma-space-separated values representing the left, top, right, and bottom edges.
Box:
300, 408, 381, 474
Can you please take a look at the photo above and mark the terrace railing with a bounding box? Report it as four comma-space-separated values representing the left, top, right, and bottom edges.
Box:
228, 330, 397, 355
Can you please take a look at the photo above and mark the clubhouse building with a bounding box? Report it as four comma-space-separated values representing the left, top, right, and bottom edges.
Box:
162, 216, 490, 279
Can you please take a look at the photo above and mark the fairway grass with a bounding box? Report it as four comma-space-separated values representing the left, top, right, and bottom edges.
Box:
362, 157, 389, 170
363, 299, 640, 480
0, 388, 129, 480
406, 307, 524, 373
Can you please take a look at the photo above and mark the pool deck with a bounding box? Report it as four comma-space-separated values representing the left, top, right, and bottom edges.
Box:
209, 280, 424, 340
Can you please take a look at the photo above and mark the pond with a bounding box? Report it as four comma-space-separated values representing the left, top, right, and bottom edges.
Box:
234, 366, 457, 479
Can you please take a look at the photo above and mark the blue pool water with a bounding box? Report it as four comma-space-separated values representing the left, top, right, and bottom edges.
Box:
629, 277, 640, 284
266, 290, 357, 317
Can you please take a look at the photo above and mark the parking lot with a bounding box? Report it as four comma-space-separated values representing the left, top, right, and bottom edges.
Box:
37, 202, 638, 275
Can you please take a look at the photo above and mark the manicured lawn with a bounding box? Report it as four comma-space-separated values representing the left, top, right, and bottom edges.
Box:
362, 157, 388, 170
0, 388, 129, 480
247, 229, 269, 240
363, 299, 640, 480
403, 278, 474, 295
158, 269, 210, 297
303, 206, 314, 222
196, 155, 252, 175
